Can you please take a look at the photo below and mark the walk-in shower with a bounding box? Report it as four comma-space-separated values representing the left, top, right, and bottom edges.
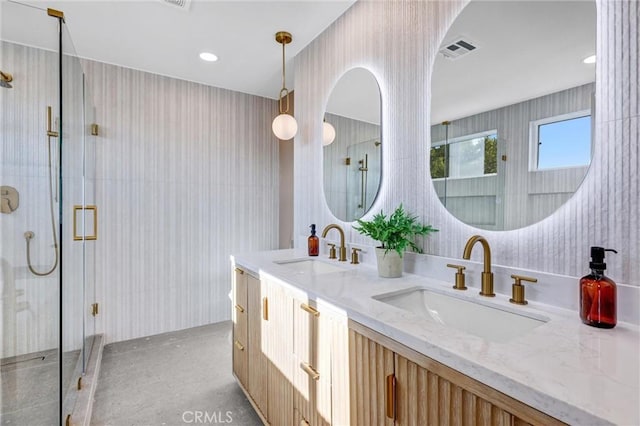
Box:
1, 2, 98, 424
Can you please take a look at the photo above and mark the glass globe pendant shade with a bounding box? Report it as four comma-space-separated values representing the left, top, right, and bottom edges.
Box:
272, 113, 298, 140
322, 121, 336, 146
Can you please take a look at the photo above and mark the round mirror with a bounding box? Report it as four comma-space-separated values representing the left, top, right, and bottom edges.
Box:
323, 68, 382, 222
430, 0, 596, 231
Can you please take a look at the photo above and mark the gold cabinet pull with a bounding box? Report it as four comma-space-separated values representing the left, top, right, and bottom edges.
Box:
234, 268, 244, 274
300, 303, 320, 317
263, 297, 269, 321
234, 304, 245, 313
386, 374, 396, 420
300, 362, 320, 381
234, 340, 245, 351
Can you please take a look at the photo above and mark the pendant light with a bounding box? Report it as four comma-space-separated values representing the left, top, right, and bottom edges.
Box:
322, 119, 335, 146
272, 31, 298, 140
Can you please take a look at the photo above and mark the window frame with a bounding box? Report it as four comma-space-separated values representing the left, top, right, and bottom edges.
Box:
528, 110, 592, 172
431, 129, 498, 180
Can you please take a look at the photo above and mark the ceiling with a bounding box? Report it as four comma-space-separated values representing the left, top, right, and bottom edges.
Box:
1, 0, 355, 100
431, 0, 596, 123
1, 0, 596, 120
326, 67, 380, 125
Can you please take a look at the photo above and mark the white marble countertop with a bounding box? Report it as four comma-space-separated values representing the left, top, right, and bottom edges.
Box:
232, 249, 640, 426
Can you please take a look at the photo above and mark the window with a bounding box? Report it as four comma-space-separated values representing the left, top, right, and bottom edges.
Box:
530, 111, 591, 170
430, 130, 497, 179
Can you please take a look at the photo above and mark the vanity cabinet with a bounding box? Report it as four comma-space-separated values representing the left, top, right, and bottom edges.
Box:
232, 265, 349, 425
233, 263, 564, 426
348, 321, 565, 426
232, 267, 295, 425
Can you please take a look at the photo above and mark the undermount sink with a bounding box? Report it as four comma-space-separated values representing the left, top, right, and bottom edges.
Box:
274, 258, 347, 274
373, 287, 549, 343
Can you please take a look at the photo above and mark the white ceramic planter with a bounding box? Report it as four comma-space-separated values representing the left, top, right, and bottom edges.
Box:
375, 247, 403, 278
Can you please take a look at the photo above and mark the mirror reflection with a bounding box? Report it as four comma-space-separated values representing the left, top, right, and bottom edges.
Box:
323, 68, 382, 222
430, 0, 596, 231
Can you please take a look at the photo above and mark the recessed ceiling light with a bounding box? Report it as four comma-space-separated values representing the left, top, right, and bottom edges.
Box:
199, 52, 218, 62
583, 55, 596, 64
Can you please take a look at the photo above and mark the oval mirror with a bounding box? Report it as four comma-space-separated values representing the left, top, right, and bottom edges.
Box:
430, 0, 596, 231
323, 68, 382, 222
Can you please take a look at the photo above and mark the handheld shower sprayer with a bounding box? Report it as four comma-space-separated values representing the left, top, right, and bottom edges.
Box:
24, 107, 60, 277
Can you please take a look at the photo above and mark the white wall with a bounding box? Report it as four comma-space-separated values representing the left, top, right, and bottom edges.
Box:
323, 112, 380, 221
431, 83, 594, 230
82, 61, 280, 344
0, 41, 88, 357
293, 0, 639, 323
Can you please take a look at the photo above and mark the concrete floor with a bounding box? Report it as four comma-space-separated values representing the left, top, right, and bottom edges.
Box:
1, 349, 80, 426
91, 321, 262, 426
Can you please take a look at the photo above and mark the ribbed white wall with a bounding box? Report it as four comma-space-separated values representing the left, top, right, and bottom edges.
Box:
323, 112, 380, 221
294, 1, 638, 319
0, 41, 88, 357
81, 61, 280, 344
431, 83, 594, 230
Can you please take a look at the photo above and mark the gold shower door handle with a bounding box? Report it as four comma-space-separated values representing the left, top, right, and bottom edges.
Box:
73, 205, 98, 240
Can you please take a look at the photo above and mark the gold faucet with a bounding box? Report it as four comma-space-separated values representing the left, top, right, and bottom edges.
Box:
321, 224, 347, 261
462, 235, 495, 297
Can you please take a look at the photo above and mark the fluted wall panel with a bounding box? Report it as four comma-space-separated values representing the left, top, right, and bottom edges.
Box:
1, 41, 88, 357
82, 61, 280, 344
294, 0, 639, 319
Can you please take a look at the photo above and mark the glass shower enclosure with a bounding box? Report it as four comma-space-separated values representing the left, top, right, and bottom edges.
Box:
1, 2, 97, 424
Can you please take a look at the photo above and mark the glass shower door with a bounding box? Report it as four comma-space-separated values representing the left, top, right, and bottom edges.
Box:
1, 2, 96, 424
1, 2, 63, 424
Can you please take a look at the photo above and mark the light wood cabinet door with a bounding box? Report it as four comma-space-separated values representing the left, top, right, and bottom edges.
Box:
394, 353, 514, 426
247, 274, 268, 419
232, 268, 248, 389
330, 313, 351, 426
264, 279, 294, 426
293, 299, 332, 426
348, 328, 395, 426
349, 323, 564, 426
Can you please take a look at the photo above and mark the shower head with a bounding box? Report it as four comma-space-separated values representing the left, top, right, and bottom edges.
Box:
0, 71, 13, 88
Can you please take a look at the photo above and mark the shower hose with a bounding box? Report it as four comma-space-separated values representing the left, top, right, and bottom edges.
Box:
25, 129, 59, 276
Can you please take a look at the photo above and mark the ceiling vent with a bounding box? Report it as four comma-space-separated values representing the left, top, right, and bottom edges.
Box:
439, 37, 479, 60
160, 0, 191, 11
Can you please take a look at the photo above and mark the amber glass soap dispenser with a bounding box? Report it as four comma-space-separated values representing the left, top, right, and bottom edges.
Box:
308, 224, 319, 256
580, 246, 618, 328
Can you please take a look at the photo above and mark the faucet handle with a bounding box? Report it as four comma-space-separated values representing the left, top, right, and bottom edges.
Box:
350, 248, 362, 265
447, 264, 467, 290
327, 243, 337, 259
509, 274, 537, 305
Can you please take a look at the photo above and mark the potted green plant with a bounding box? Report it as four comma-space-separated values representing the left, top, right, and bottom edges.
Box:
354, 204, 438, 278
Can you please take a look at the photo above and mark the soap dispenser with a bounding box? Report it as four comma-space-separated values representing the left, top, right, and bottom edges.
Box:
580, 247, 618, 328
308, 224, 319, 256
